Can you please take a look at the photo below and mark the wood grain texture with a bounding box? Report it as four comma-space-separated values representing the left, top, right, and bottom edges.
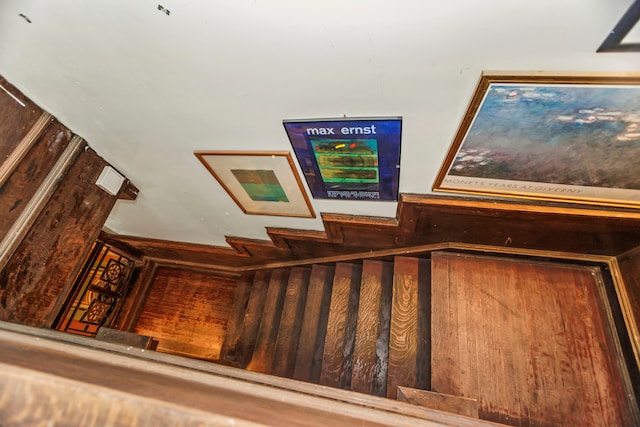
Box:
272, 267, 311, 378
617, 248, 640, 374
320, 263, 362, 389
0, 75, 43, 164
431, 251, 639, 426
0, 325, 507, 427
235, 270, 270, 366
351, 260, 393, 397
397, 387, 479, 418
135, 267, 237, 360
218, 272, 254, 363
107, 194, 640, 272
387, 256, 431, 399
293, 264, 334, 382
111, 259, 158, 332
0, 121, 71, 241
248, 269, 289, 374
0, 148, 117, 326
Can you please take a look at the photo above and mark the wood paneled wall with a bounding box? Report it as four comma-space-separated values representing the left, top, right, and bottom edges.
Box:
0, 75, 43, 162
134, 266, 238, 359
0, 75, 130, 327
107, 195, 640, 270
0, 147, 121, 326
431, 252, 639, 426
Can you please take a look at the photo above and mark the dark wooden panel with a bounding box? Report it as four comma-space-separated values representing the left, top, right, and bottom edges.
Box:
387, 256, 431, 399
0, 148, 117, 326
107, 195, 640, 273
135, 267, 237, 360
219, 273, 254, 364
320, 263, 362, 389
235, 270, 270, 366
248, 269, 289, 374
293, 264, 334, 382
397, 387, 478, 419
431, 252, 639, 426
617, 247, 640, 373
0, 75, 43, 163
0, 121, 71, 239
111, 259, 158, 332
351, 260, 393, 397
272, 267, 310, 378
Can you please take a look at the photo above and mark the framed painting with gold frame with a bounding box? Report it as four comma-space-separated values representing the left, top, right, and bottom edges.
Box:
195, 151, 315, 218
433, 72, 640, 208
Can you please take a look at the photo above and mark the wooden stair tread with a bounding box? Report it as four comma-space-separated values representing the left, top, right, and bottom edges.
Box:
271, 267, 311, 378
320, 262, 362, 389
293, 264, 334, 383
248, 269, 289, 374
235, 270, 270, 366
351, 260, 393, 397
387, 256, 431, 398
219, 272, 254, 365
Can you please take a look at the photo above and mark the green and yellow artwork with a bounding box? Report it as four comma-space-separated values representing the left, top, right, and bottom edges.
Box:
231, 169, 289, 202
310, 139, 379, 184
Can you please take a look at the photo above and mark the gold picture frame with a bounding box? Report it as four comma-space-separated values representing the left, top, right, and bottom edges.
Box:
195, 151, 315, 218
433, 71, 640, 208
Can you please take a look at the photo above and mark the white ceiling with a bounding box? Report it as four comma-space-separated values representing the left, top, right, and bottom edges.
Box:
0, 0, 638, 247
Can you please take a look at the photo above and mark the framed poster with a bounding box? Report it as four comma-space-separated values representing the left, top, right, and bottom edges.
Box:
195, 151, 315, 218
284, 117, 402, 201
433, 72, 640, 208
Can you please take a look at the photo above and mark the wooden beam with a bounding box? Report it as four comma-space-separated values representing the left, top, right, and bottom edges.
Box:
0, 136, 84, 273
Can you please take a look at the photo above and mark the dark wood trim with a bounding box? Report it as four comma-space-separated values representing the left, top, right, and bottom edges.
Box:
0, 112, 53, 188
609, 258, 640, 372
105, 194, 640, 271
118, 179, 139, 201
0, 136, 85, 272
115, 259, 159, 332
590, 265, 640, 423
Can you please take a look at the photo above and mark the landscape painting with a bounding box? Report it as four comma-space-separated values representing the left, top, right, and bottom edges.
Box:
434, 73, 640, 208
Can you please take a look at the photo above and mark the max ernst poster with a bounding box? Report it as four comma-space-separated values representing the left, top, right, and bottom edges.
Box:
284, 117, 402, 201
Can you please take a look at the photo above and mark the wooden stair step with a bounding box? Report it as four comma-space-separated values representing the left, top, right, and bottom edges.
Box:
271, 267, 311, 378
234, 270, 270, 367
351, 259, 393, 397
397, 386, 479, 419
247, 269, 290, 374
319, 262, 362, 389
387, 256, 431, 399
219, 272, 254, 365
293, 264, 335, 383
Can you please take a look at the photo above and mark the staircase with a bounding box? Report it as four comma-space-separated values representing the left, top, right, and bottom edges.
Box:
219, 256, 431, 400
